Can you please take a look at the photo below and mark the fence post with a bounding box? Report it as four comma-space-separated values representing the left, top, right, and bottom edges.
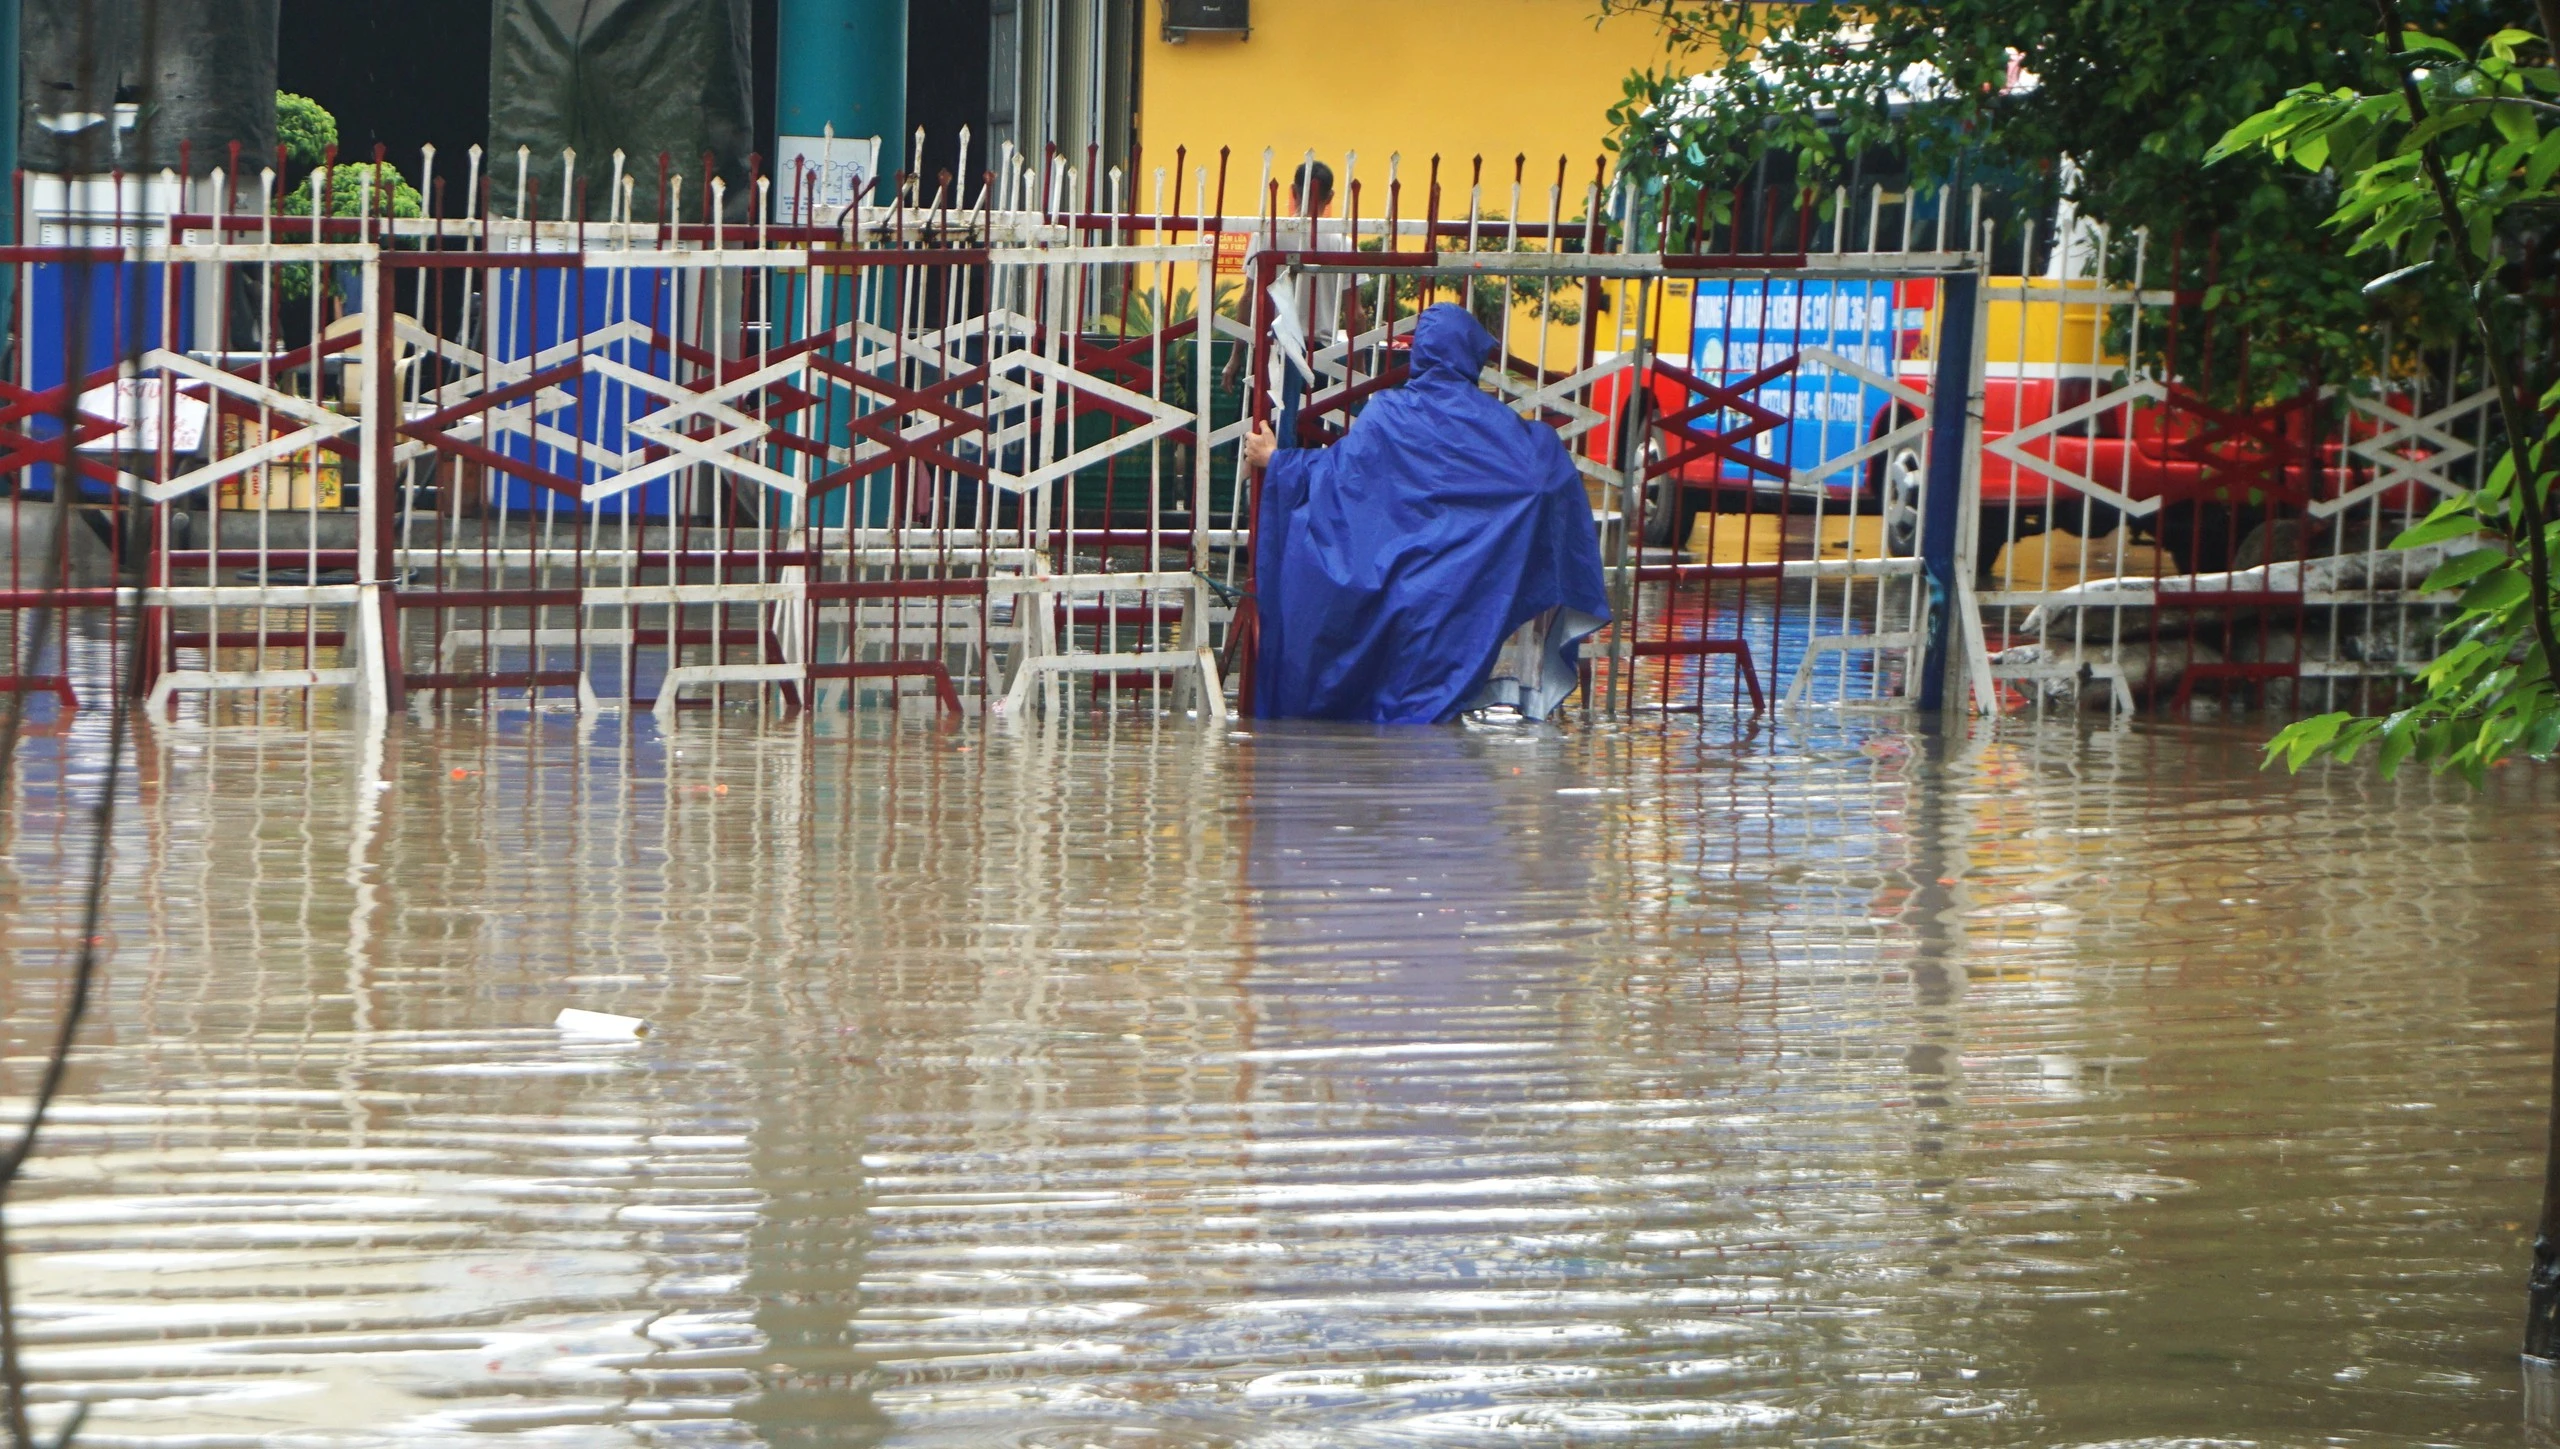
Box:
1233, 245, 1280, 718
1917, 270, 1979, 713
352, 251, 393, 718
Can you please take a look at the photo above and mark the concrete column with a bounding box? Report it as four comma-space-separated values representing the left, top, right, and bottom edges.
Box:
1, 0, 17, 243
777, 0, 906, 201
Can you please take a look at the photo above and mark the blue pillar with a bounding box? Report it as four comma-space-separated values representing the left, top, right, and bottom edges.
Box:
1917, 272, 1979, 714
777, 0, 907, 160
775, 0, 906, 530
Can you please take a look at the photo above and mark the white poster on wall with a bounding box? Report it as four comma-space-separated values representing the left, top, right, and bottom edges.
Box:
74, 378, 210, 455
773, 135, 881, 224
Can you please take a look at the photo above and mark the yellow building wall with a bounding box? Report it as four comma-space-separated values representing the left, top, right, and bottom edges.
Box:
1140, 1, 1676, 210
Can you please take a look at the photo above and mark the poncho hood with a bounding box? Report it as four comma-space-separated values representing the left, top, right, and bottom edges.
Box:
1407, 303, 1497, 385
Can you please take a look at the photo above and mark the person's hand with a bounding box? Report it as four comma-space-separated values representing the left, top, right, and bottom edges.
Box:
1245, 420, 1278, 473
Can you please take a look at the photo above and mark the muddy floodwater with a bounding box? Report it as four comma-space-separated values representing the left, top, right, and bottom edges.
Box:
2, 710, 2557, 1446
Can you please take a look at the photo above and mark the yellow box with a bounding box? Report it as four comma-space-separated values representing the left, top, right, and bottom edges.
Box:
218, 459, 343, 511
215, 417, 345, 511
1984, 276, 2119, 369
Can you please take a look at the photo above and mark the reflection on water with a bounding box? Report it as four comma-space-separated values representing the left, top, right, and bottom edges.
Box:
1, 708, 2554, 1445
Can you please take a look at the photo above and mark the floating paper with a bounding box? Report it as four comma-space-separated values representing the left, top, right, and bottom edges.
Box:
555, 1008, 648, 1040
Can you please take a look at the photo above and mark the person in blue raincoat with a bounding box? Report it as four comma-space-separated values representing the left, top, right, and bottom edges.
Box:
1244, 303, 1610, 724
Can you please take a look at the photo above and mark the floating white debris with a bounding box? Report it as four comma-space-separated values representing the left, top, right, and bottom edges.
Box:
555, 1008, 648, 1040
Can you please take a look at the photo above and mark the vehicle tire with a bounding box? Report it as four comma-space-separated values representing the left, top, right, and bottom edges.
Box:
1863, 405, 1926, 556
1879, 444, 1926, 557
1617, 396, 1692, 549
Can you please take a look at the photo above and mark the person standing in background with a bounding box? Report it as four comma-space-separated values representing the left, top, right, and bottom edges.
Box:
1224, 161, 1362, 449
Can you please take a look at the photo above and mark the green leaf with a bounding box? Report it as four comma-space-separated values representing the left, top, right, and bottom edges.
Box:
2275, 712, 2350, 771
2403, 109, 2484, 155
2377, 712, 2422, 777
2488, 28, 2539, 60
2423, 717, 2460, 768
2210, 105, 2298, 161
2420, 546, 2509, 592
2418, 638, 2493, 690
2492, 99, 2542, 147
2530, 128, 2560, 191
2458, 568, 2531, 616
2526, 707, 2560, 760
2329, 718, 2383, 765
2393, 508, 2487, 550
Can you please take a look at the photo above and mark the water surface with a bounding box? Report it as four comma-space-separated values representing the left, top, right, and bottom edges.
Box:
1, 708, 2553, 1445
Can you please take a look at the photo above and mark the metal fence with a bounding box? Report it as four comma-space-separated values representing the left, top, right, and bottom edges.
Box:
1968, 216, 2493, 719
0, 142, 2488, 729
8, 152, 1242, 725
1232, 153, 1980, 718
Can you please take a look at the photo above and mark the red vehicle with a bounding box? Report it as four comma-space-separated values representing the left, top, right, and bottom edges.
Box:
1590, 276, 2401, 575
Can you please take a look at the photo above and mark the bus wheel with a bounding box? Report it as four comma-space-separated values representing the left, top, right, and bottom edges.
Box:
1617, 397, 1691, 549
1879, 445, 1926, 556
1864, 405, 1925, 555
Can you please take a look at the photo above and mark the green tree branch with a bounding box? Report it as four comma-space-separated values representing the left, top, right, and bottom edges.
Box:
2375, 0, 2560, 688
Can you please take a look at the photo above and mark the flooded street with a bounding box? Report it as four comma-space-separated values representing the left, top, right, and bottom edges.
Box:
2, 709, 2555, 1446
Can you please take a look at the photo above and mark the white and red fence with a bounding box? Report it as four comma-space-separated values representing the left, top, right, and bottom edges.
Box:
1965, 221, 2495, 719
0, 146, 2487, 728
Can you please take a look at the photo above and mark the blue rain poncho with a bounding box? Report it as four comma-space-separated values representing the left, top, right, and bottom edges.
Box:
1253, 304, 1610, 724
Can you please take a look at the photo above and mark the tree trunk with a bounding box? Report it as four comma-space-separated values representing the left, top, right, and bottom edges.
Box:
2533, 970, 2560, 1360
2528, 0, 2560, 1370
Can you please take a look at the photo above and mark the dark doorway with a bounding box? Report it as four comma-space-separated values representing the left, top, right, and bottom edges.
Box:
909, 0, 991, 197
752, 0, 779, 176
277, 0, 493, 206
278, 1, 984, 213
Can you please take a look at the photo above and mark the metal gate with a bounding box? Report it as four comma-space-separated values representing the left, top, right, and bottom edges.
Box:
5, 153, 1242, 726
1967, 217, 2490, 718
1235, 241, 1977, 716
